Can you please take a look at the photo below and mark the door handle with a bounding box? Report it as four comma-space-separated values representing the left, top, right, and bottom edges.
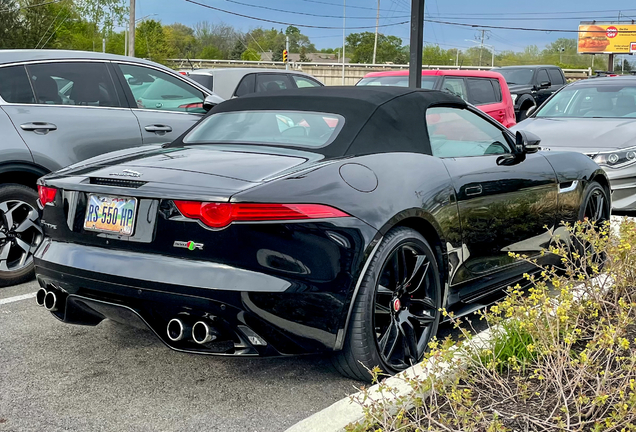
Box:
465, 185, 483, 196
20, 122, 57, 134
144, 124, 173, 134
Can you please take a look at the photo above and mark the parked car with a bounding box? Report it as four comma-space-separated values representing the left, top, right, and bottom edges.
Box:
34, 86, 609, 381
357, 70, 516, 127
491, 65, 567, 122
513, 76, 636, 212
0, 49, 222, 287
184, 68, 324, 100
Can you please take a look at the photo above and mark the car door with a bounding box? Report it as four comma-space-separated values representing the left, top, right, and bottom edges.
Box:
535, 69, 553, 105
465, 78, 507, 125
0, 61, 142, 172
425, 106, 558, 290
114, 62, 208, 144
548, 68, 565, 94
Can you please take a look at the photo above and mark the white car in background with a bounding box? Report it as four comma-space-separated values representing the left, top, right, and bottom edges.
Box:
183, 68, 323, 100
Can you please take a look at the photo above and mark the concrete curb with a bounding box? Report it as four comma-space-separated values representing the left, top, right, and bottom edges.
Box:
285, 327, 496, 432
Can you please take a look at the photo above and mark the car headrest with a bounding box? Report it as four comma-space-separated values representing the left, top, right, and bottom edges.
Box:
33, 75, 61, 104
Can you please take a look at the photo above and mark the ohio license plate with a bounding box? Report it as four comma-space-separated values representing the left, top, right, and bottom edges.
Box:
84, 194, 137, 235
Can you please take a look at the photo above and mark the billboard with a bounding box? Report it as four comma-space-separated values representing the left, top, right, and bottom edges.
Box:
578, 23, 636, 54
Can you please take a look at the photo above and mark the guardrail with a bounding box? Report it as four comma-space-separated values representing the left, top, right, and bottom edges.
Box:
167, 59, 592, 85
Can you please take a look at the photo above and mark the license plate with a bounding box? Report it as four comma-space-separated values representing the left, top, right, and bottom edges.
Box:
84, 194, 137, 235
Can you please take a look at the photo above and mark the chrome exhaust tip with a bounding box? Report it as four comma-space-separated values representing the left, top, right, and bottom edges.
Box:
36, 288, 47, 307
192, 321, 219, 344
167, 318, 192, 342
44, 290, 58, 311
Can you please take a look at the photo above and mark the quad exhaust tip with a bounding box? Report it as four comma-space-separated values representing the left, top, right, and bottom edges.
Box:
167, 318, 192, 342
192, 321, 220, 344
36, 288, 47, 307
44, 290, 58, 311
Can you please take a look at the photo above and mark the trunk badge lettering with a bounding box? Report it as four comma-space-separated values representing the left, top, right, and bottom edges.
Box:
174, 241, 204, 251
110, 169, 142, 178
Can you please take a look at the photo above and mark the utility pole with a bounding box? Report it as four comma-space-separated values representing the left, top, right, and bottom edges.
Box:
285, 35, 290, 70
456, 49, 459, 67
128, 0, 135, 57
479, 29, 485, 67
102, 38, 105, 53
124, 28, 128, 56
372, 0, 380, 64
342, 0, 346, 84
408, 0, 424, 88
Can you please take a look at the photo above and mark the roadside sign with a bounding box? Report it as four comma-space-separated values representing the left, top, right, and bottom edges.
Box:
578, 22, 636, 54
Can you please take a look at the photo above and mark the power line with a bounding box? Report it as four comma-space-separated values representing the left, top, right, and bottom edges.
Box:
183, 0, 409, 29
220, 0, 408, 20
295, 0, 399, 13
425, 18, 635, 33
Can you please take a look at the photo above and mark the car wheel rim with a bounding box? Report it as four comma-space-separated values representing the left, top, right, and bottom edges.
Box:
373, 242, 438, 371
0, 200, 43, 272
584, 189, 609, 223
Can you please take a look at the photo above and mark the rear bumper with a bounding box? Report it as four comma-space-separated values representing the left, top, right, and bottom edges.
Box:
34, 238, 366, 356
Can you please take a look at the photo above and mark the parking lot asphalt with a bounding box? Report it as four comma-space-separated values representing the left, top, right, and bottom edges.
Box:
0, 280, 363, 432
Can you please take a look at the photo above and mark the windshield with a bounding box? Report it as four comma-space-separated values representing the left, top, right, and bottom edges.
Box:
495, 68, 534, 85
183, 110, 345, 148
357, 76, 437, 89
536, 84, 636, 119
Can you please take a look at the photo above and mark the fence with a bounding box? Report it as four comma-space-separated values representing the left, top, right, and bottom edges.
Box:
168, 59, 592, 85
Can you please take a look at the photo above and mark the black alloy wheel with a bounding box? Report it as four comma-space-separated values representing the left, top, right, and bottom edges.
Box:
572, 181, 611, 273
0, 185, 43, 287
333, 227, 441, 382
581, 182, 610, 224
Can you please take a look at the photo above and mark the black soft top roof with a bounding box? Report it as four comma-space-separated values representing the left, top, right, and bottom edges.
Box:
172, 86, 467, 157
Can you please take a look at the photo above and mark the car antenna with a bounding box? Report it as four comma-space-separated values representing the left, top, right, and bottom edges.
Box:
187, 57, 195, 71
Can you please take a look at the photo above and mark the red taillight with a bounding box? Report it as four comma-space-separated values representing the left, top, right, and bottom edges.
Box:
173, 201, 349, 228
178, 102, 203, 109
38, 185, 57, 205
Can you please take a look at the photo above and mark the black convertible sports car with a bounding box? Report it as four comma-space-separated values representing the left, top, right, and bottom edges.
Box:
33, 87, 610, 381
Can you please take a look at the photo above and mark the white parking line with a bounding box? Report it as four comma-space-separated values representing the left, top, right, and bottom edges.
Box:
0, 293, 36, 306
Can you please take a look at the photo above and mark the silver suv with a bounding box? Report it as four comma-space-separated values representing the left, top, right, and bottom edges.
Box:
0, 50, 219, 286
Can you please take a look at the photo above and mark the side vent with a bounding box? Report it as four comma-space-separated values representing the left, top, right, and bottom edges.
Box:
90, 178, 147, 188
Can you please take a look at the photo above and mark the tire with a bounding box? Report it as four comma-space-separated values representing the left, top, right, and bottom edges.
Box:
0, 184, 42, 287
571, 181, 611, 273
332, 227, 442, 382
517, 103, 536, 122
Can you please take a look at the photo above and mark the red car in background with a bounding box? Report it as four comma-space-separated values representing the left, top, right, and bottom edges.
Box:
357, 70, 516, 128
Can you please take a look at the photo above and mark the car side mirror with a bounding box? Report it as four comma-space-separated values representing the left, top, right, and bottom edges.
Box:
127, 77, 142, 85
539, 81, 551, 89
202, 94, 225, 112
515, 130, 541, 154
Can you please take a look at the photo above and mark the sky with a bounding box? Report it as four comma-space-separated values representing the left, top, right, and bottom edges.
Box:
136, 0, 636, 55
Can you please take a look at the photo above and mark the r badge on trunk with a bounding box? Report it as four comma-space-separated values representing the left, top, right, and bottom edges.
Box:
174, 241, 204, 251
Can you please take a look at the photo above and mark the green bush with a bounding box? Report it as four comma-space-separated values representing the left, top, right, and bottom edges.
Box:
348, 218, 636, 432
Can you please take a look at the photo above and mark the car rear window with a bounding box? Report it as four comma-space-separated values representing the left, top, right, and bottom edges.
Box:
188, 74, 213, 91
183, 110, 345, 148
548, 69, 564, 85
357, 76, 437, 89
0, 65, 34, 104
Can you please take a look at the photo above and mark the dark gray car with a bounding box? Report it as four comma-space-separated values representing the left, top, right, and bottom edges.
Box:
0, 50, 220, 286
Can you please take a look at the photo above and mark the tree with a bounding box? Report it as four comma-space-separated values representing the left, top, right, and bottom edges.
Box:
229, 39, 245, 60
199, 44, 223, 59
299, 45, 310, 62
0, 0, 22, 49
135, 19, 172, 63
422, 45, 454, 65
346, 32, 407, 64
285, 25, 315, 53
241, 48, 260, 61
271, 40, 286, 61
165, 23, 196, 59
194, 21, 240, 59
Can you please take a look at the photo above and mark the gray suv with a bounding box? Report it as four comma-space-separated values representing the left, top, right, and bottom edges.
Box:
0, 50, 219, 286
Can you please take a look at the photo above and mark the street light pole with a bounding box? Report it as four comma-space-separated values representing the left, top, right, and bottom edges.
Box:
372, 0, 380, 64
342, 0, 346, 84
408, 0, 424, 88
128, 0, 135, 57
